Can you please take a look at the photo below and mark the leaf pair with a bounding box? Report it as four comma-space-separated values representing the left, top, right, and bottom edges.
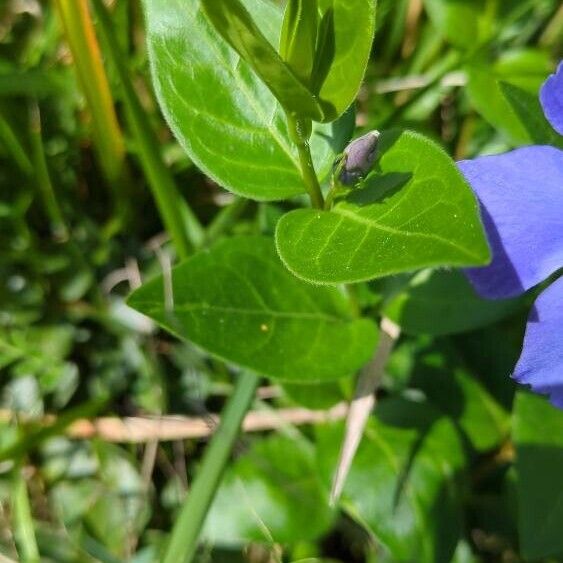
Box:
201, 0, 376, 123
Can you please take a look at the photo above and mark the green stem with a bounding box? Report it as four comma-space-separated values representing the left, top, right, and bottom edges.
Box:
163, 371, 259, 563
287, 114, 324, 209
91, 0, 204, 259
29, 102, 69, 240
54, 0, 127, 193
0, 110, 33, 176
12, 465, 40, 563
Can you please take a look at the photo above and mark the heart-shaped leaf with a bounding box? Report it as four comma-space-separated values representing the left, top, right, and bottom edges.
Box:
127, 237, 377, 382
275, 130, 490, 284
143, 0, 352, 201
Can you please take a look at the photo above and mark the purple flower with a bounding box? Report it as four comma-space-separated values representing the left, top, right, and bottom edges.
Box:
458, 61, 563, 408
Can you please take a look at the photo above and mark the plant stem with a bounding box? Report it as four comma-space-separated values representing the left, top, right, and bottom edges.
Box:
287, 114, 324, 209
54, 0, 127, 196
28, 102, 69, 240
91, 0, 204, 259
0, 110, 33, 176
12, 465, 39, 563
163, 371, 259, 563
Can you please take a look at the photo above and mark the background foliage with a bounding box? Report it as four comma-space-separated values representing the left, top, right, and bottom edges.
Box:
0, 0, 562, 561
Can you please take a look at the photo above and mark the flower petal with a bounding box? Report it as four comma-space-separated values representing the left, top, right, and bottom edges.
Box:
540, 61, 563, 136
513, 277, 563, 409
459, 145, 563, 299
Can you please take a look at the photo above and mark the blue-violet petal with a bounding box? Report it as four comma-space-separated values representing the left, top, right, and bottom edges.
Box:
459, 145, 563, 299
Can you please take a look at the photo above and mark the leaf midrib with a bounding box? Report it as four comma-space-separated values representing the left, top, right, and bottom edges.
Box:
332, 207, 482, 262
134, 302, 350, 324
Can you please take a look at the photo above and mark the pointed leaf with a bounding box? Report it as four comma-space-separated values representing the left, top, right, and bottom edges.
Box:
313, 0, 377, 120
280, 0, 319, 86
127, 237, 377, 382
201, 0, 324, 120
276, 130, 490, 284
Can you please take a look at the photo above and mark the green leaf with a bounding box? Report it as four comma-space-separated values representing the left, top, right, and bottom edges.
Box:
127, 236, 377, 382
143, 0, 353, 201
201, 0, 325, 121
280, 0, 319, 86
282, 380, 346, 410
466, 49, 553, 144
275, 130, 490, 284
499, 81, 562, 147
411, 347, 510, 452
423, 0, 485, 50
383, 269, 519, 336
203, 435, 335, 545
317, 399, 465, 562
313, 0, 377, 119
513, 392, 563, 559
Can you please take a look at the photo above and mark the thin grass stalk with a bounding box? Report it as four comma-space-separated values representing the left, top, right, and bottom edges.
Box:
12, 466, 39, 563
54, 0, 126, 188
90, 0, 204, 257
162, 371, 259, 563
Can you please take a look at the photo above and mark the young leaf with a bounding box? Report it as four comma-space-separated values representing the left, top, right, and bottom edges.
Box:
513, 393, 563, 559
280, 0, 319, 86
127, 237, 377, 382
275, 130, 490, 285
200, 0, 325, 121
142, 0, 352, 201
313, 0, 377, 120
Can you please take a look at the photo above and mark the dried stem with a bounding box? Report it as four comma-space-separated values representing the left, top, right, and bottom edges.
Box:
330, 317, 401, 504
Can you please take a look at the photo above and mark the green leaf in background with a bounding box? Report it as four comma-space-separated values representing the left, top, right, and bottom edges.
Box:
276, 130, 490, 284
282, 380, 346, 410
143, 0, 353, 201
383, 270, 519, 336
411, 348, 509, 452
280, 0, 319, 86
312, 0, 377, 120
499, 81, 563, 147
128, 236, 377, 382
203, 435, 334, 545
513, 393, 563, 559
465, 49, 553, 144
317, 399, 465, 562
423, 0, 486, 50
200, 0, 325, 121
